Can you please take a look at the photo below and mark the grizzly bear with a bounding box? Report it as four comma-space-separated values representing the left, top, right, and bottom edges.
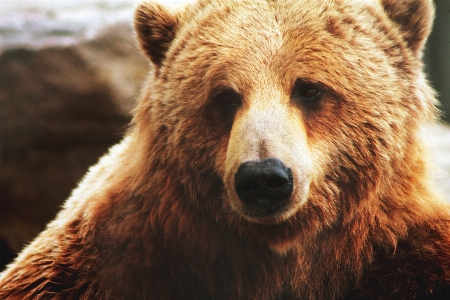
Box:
1, 0, 449, 299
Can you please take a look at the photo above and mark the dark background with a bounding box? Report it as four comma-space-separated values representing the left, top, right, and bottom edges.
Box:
425, 0, 450, 123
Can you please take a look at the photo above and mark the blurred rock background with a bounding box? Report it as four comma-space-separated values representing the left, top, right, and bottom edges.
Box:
0, 0, 449, 271
0, 0, 149, 270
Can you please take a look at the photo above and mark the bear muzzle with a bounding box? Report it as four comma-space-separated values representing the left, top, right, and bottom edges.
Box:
224, 100, 312, 224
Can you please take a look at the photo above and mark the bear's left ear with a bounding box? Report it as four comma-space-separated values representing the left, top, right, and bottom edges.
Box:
134, 1, 181, 66
381, 0, 434, 57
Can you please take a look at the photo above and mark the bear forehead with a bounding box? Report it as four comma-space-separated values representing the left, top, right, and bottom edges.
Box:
164, 0, 395, 97
170, 0, 390, 67
177, 0, 385, 40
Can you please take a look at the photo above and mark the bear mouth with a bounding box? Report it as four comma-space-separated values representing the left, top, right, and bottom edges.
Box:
241, 203, 294, 224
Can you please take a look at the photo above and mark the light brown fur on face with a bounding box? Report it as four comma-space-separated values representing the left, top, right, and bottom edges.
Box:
1, 0, 449, 299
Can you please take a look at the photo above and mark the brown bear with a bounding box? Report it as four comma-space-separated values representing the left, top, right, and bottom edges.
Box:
1, 0, 449, 299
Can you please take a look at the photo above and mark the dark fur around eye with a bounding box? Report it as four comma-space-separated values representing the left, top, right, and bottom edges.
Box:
208, 87, 242, 129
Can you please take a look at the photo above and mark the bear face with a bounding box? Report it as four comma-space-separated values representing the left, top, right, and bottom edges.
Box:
134, 0, 436, 250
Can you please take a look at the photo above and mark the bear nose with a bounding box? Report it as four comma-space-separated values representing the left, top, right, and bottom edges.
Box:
235, 158, 293, 207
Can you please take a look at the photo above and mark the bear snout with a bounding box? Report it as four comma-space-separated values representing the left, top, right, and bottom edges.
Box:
223, 102, 313, 224
234, 158, 293, 213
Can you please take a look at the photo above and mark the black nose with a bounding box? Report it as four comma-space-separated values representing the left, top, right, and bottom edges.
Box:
235, 158, 293, 207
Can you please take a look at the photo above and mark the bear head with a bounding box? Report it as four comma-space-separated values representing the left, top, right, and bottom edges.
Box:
133, 0, 436, 250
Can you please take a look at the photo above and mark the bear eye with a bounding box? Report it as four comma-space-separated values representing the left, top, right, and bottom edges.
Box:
302, 87, 319, 99
292, 79, 323, 104
213, 88, 242, 109
209, 87, 242, 129
214, 88, 242, 109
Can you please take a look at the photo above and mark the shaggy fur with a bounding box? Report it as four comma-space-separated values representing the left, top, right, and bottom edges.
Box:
1, 0, 449, 299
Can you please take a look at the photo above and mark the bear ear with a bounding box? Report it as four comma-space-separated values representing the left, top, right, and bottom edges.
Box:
381, 0, 434, 57
134, 1, 180, 66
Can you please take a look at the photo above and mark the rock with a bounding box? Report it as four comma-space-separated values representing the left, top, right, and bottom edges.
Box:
0, 23, 149, 269
0, 0, 136, 53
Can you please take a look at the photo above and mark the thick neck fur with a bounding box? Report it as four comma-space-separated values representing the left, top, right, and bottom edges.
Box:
1, 115, 446, 300
86, 114, 446, 300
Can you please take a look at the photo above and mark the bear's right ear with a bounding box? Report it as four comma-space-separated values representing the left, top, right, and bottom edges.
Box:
381, 0, 434, 57
134, 1, 180, 66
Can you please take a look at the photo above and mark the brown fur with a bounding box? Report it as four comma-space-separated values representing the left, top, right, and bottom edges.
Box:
1, 0, 449, 299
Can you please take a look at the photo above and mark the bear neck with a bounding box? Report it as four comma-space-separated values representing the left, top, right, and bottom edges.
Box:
110, 120, 447, 299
